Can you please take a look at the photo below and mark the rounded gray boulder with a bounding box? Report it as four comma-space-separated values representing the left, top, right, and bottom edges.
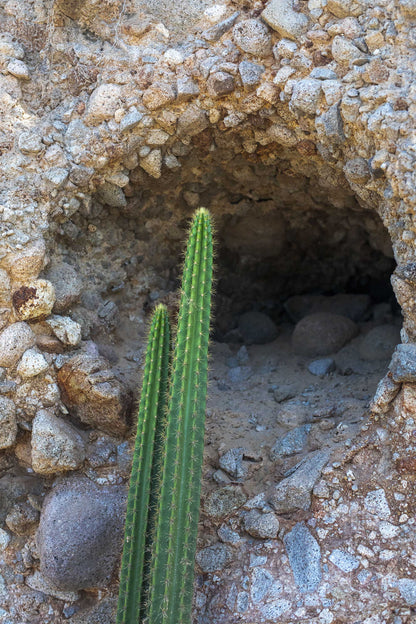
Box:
292, 313, 358, 356
37, 478, 126, 591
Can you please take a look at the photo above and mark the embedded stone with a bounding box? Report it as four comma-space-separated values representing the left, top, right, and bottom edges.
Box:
329, 549, 359, 572
177, 105, 209, 137
327, 0, 365, 17
389, 344, 416, 382
85, 84, 122, 125
37, 478, 125, 590
204, 486, 247, 519
7, 59, 30, 79
43, 261, 83, 312
239, 60, 265, 88
270, 425, 311, 459
31, 410, 86, 474
12, 279, 55, 321
0, 396, 17, 449
142, 83, 176, 110
284, 522, 321, 592
290, 78, 322, 116
97, 182, 127, 207
57, 354, 130, 435
232, 19, 272, 57
6, 501, 39, 536
16, 348, 49, 378
262, 0, 309, 40
370, 373, 400, 414
18, 132, 43, 154
207, 71, 235, 98
243, 510, 279, 539
196, 543, 231, 572
46, 315, 82, 346
344, 157, 372, 185
332, 36, 362, 65
0, 322, 35, 367
140, 149, 162, 178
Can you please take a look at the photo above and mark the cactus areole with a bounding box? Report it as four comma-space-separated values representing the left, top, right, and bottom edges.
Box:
117, 208, 214, 624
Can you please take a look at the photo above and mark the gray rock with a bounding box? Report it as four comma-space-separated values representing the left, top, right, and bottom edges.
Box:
251, 567, 274, 603
0, 397, 17, 449
275, 400, 309, 428
308, 358, 336, 376
6, 501, 39, 535
207, 71, 235, 98
204, 486, 247, 519
0, 322, 35, 367
177, 105, 209, 137
290, 78, 321, 117
239, 60, 265, 88
196, 543, 231, 572
360, 324, 400, 361
332, 35, 362, 65
227, 365, 253, 383
218, 524, 241, 544
261, 599, 291, 619
344, 157, 372, 185
239, 311, 278, 345
176, 77, 200, 102
44, 261, 83, 312
310, 67, 338, 80
398, 578, 416, 605
389, 344, 416, 382
18, 132, 43, 154
219, 447, 247, 480
31, 409, 86, 474
284, 522, 321, 592
370, 373, 400, 414
119, 107, 143, 132
203, 11, 240, 42
262, 0, 309, 40
97, 182, 127, 208
364, 488, 391, 520
213, 469, 232, 485
44, 167, 69, 188
232, 19, 272, 57
269, 450, 330, 513
270, 424, 311, 460
237, 591, 249, 612
85, 84, 122, 124
315, 103, 344, 145
292, 313, 358, 357
26, 571, 80, 602
243, 510, 279, 539
37, 478, 125, 590
329, 549, 359, 572
143, 83, 176, 110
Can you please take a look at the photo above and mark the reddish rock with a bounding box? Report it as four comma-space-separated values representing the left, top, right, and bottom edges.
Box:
57, 354, 130, 435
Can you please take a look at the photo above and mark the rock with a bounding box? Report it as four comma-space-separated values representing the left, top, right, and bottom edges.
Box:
196, 543, 231, 572
315, 103, 344, 145
0, 33, 25, 58
308, 358, 336, 376
6, 501, 39, 535
177, 105, 208, 137
344, 157, 372, 184
12, 279, 55, 321
232, 19, 272, 56
26, 571, 79, 602
87, 436, 117, 468
262, 0, 309, 40
227, 366, 253, 383
43, 261, 83, 312
275, 400, 309, 428
250, 567, 274, 603
142, 83, 176, 110
18, 132, 43, 154
57, 354, 130, 435
218, 524, 240, 543
269, 450, 330, 513
204, 486, 247, 519
140, 149, 162, 178
389, 344, 416, 382
401, 0, 416, 17
176, 77, 200, 102
16, 348, 49, 378
359, 325, 400, 361
289, 78, 322, 116
219, 447, 247, 479
44, 167, 69, 188
243, 510, 279, 538
327, 0, 364, 17
7, 59, 30, 79
0, 397, 17, 449
203, 11, 240, 41
119, 107, 143, 132
283, 522, 321, 592
213, 469, 232, 485
398, 578, 416, 606
0, 528, 11, 551
331, 36, 362, 65
85, 84, 122, 125
31, 409, 86, 474
370, 373, 400, 414
270, 424, 311, 460
46, 315, 82, 346
238, 311, 278, 345
37, 478, 125, 590
207, 71, 235, 98
292, 313, 358, 357
97, 182, 127, 207
364, 488, 390, 520
5, 239, 46, 282
239, 60, 265, 88
310, 67, 338, 80
329, 549, 359, 572
0, 322, 35, 367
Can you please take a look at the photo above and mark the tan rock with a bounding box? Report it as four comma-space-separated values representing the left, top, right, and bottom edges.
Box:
12, 279, 55, 321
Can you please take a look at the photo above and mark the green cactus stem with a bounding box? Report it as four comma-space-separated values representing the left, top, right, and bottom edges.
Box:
146, 207, 213, 624
116, 304, 170, 624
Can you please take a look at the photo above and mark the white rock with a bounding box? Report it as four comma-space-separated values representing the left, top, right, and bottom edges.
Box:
4, 239, 46, 281
17, 348, 49, 378
0, 322, 35, 367
85, 83, 122, 125
0, 528, 11, 551
31, 409, 86, 474
290, 78, 322, 116
46, 315, 82, 346
18, 132, 43, 154
332, 36, 362, 65
262, 0, 309, 40
44, 167, 69, 188
0, 397, 17, 449
7, 59, 30, 79
12, 279, 55, 321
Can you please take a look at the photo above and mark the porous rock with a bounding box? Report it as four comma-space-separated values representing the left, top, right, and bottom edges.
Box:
232, 19, 272, 57
243, 509, 279, 538
57, 354, 130, 435
43, 262, 82, 312
37, 478, 125, 590
12, 279, 55, 321
283, 522, 321, 592
292, 313, 358, 356
31, 409, 86, 474
85, 84, 122, 125
204, 486, 247, 519
262, 0, 309, 40
196, 543, 231, 572
0, 322, 35, 367
16, 348, 49, 378
0, 396, 17, 449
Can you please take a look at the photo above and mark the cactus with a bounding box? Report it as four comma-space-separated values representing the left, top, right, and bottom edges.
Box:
117, 208, 214, 624
116, 304, 170, 624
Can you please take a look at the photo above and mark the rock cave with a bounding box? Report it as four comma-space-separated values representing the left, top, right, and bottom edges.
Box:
1, 0, 416, 622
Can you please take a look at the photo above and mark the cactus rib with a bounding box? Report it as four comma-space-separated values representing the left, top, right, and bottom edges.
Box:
116, 304, 170, 624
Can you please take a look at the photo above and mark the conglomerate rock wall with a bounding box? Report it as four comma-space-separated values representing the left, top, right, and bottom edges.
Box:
1, 0, 416, 622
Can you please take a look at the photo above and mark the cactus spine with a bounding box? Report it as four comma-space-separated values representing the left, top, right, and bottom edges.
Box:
116, 304, 170, 624
117, 208, 214, 624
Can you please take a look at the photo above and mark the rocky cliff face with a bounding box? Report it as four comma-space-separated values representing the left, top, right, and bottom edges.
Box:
1, 0, 416, 621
